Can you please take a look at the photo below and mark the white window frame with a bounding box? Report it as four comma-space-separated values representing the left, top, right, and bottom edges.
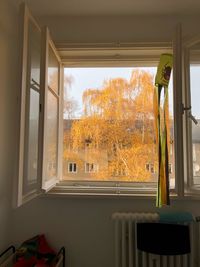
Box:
183, 34, 200, 195
17, 5, 199, 202
40, 26, 63, 191
68, 162, 77, 173
15, 4, 43, 207
54, 41, 179, 196
15, 3, 63, 206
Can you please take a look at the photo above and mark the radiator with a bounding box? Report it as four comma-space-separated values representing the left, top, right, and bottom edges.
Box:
112, 212, 200, 267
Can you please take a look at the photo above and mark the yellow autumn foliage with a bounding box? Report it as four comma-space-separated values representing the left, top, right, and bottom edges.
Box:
63, 70, 160, 182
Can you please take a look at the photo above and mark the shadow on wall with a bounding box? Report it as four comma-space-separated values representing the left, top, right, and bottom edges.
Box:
0, 0, 19, 251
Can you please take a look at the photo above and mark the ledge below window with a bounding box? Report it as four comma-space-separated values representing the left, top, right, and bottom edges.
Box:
43, 181, 178, 199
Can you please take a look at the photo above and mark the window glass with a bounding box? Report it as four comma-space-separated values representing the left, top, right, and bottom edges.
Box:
23, 21, 41, 195
48, 45, 59, 94
24, 89, 40, 194
63, 67, 174, 186
68, 163, 77, 173
45, 90, 58, 180
29, 21, 41, 86
190, 60, 200, 184
168, 163, 172, 174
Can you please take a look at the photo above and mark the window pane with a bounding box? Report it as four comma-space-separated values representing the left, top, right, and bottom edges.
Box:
69, 163, 73, 172
68, 163, 77, 173
46, 90, 58, 180
190, 61, 200, 184
23, 89, 40, 194
85, 163, 89, 173
48, 46, 59, 94
73, 163, 77, 172
63, 67, 174, 186
23, 21, 41, 195
29, 21, 41, 86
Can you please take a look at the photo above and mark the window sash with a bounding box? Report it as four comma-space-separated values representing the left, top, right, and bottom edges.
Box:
41, 27, 63, 191
15, 3, 43, 207
183, 34, 200, 194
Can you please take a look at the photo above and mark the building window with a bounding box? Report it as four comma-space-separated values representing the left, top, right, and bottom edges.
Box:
68, 163, 77, 173
145, 163, 155, 174
168, 163, 172, 174
85, 163, 98, 173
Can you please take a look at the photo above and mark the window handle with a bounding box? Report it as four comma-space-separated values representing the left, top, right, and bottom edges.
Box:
182, 104, 198, 125
189, 112, 198, 125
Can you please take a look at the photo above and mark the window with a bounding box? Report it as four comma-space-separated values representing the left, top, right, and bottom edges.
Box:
68, 163, 77, 173
145, 163, 155, 174
63, 66, 174, 187
85, 163, 98, 173
16, 4, 62, 206
16, 4, 200, 206
168, 163, 172, 174
112, 164, 127, 177
184, 38, 200, 191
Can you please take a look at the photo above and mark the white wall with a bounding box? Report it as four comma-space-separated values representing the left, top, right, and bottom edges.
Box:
11, 197, 200, 267
1, 5, 200, 267
0, 0, 19, 252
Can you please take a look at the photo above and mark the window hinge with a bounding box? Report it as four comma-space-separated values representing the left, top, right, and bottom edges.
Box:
182, 104, 191, 113
39, 103, 42, 113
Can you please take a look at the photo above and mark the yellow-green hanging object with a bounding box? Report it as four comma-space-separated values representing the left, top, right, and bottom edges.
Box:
154, 54, 173, 207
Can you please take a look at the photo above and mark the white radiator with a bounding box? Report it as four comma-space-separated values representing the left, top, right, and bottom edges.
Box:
112, 212, 200, 267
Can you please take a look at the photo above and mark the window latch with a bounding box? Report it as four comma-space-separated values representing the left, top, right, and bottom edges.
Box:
189, 113, 198, 125
182, 104, 198, 125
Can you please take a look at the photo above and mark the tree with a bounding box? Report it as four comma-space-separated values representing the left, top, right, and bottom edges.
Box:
63, 70, 159, 181
63, 74, 79, 119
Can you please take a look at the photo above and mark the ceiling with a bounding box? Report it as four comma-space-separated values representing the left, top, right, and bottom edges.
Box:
14, 0, 200, 16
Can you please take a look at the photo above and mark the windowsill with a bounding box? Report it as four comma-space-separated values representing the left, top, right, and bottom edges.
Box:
42, 190, 200, 201
42, 181, 178, 199
40, 182, 200, 201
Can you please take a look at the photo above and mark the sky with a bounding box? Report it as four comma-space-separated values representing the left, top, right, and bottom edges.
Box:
64, 67, 174, 119
190, 66, 200, 119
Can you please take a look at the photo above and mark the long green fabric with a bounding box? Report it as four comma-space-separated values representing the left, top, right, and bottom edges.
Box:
154, 54, 173, 207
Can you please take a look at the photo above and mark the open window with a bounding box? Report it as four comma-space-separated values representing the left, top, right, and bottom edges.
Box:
16, 4, 197, 205
55, 44, 177, 195
15, 4, 42, 206
15, 4, 62, 206
41, 27, 62, 191
183, 35, 200, 194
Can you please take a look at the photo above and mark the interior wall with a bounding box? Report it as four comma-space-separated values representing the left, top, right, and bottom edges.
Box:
0, 0, 19, 252
2, 6, 200, 267
11, 197, 200, 267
